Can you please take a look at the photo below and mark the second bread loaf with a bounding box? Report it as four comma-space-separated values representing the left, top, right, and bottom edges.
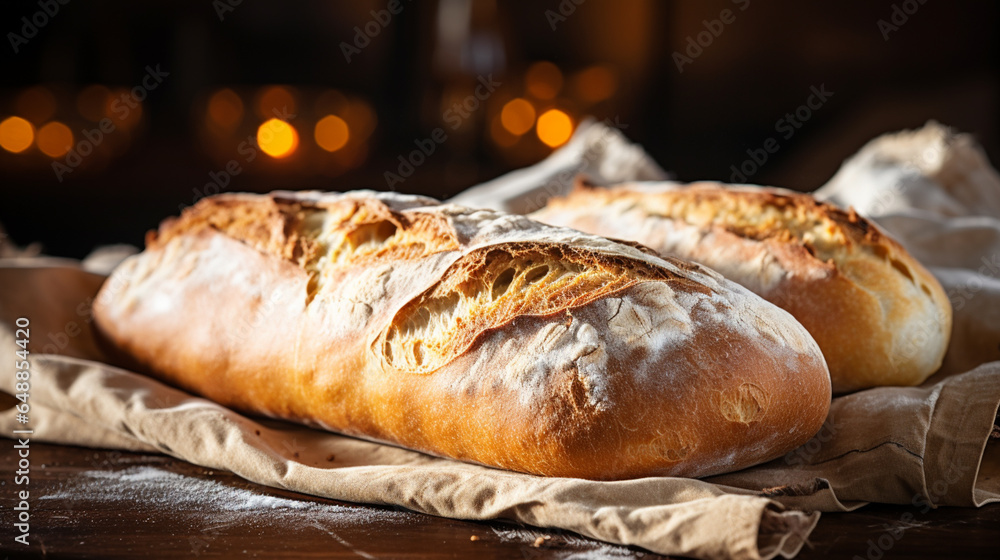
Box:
532, 181, 952, 392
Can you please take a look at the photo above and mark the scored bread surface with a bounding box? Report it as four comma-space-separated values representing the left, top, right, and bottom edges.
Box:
94, 190, 832, 480
532, 181, 953, 392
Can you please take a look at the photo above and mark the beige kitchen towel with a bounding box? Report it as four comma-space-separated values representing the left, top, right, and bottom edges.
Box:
447, 118, 668, 214
817, 121, 1000, 375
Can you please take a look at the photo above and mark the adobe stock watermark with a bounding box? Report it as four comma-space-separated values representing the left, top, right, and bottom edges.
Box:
783, 417, 839, 467
946, 252, 1000, 313
189, 521, 237, 557
672, 0, 750, 73
212, 0, 243, 22
877, 0, 929, 41
521, 116, 630, 213
179, 106, 296, 212
853, 459, 969, 560
340, 0, 412, 63
227, 287, 289, 345
7, 0, 71, 54
37, 267, 138, 357
52, 64, 170, 182
728, 83, 834, 183
383, 74, 500, 189
859, 141, 946, 217
544, 0, 587, 31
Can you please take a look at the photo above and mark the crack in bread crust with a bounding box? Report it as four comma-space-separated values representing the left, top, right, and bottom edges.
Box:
157, 195, 717, 377
151, 194, 460, 303
152, 195, 325, 267
377, 242, 711, 374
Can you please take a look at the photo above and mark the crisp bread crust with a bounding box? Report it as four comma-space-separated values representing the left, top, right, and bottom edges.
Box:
93, 190, 832, 480
533, 181, 953, 392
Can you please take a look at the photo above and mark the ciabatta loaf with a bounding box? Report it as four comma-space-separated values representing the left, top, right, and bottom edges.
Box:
532, 181, 952, 393
93, 191, 831, 480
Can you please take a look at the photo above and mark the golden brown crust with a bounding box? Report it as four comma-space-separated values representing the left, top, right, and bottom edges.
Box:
93, 190, 832, 480
533, 181, 953, 392
154, 195, 460, 271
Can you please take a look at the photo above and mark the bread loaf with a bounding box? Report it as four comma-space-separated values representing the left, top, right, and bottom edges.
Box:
92, 190, 831, 480
532, 181, 952, 393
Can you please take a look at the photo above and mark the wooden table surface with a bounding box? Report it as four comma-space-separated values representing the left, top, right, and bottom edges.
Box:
2, 443, 998, 559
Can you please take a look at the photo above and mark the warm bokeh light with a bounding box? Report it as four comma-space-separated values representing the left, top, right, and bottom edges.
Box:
500, 98, 536, 136
256, 86, 297, 119
0, 117, 35, 153
525, 61, 563, 100
207, 88, 244, 130
16, 86, 57, 124
78, 85, 112, 122
105, 88, 143, 128
36, 121, 74, 158
346, 99, 377, 141
257, 118, 298, 158
490, 114, 519, 148
573, 65, 619, 103
536, 109, 573, 148
314, 115, 350, 152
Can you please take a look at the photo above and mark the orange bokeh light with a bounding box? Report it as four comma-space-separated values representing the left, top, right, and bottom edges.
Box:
490, 114, 519, 148
257, 118, 298, 158
104, 88, 143, 128
500, 98, 536, 136
0, 116, 35, 153
36, 121, 74, 158
525, 61, 563, 100
573, 65, 618, 103
314, 115, 350, 152
256, 86, 297, 119
536, 109, 573, 148
78, 85, 112, 122
207, 89, 244, 130
346, 99, 377, 141
16, 86, 57, 124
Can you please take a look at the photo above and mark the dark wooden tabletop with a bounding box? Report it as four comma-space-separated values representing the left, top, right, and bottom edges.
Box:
1, 443, 998, 559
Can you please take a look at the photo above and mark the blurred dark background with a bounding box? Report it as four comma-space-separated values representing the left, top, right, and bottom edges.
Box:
1, 0, 997, 258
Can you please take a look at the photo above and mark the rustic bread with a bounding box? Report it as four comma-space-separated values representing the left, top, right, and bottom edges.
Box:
92, 190, 831, 480
532, 181, 952, 393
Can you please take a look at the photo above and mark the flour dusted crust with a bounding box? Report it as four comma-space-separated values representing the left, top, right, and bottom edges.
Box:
532, 181, 952, 393
93, 190, 831, 480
